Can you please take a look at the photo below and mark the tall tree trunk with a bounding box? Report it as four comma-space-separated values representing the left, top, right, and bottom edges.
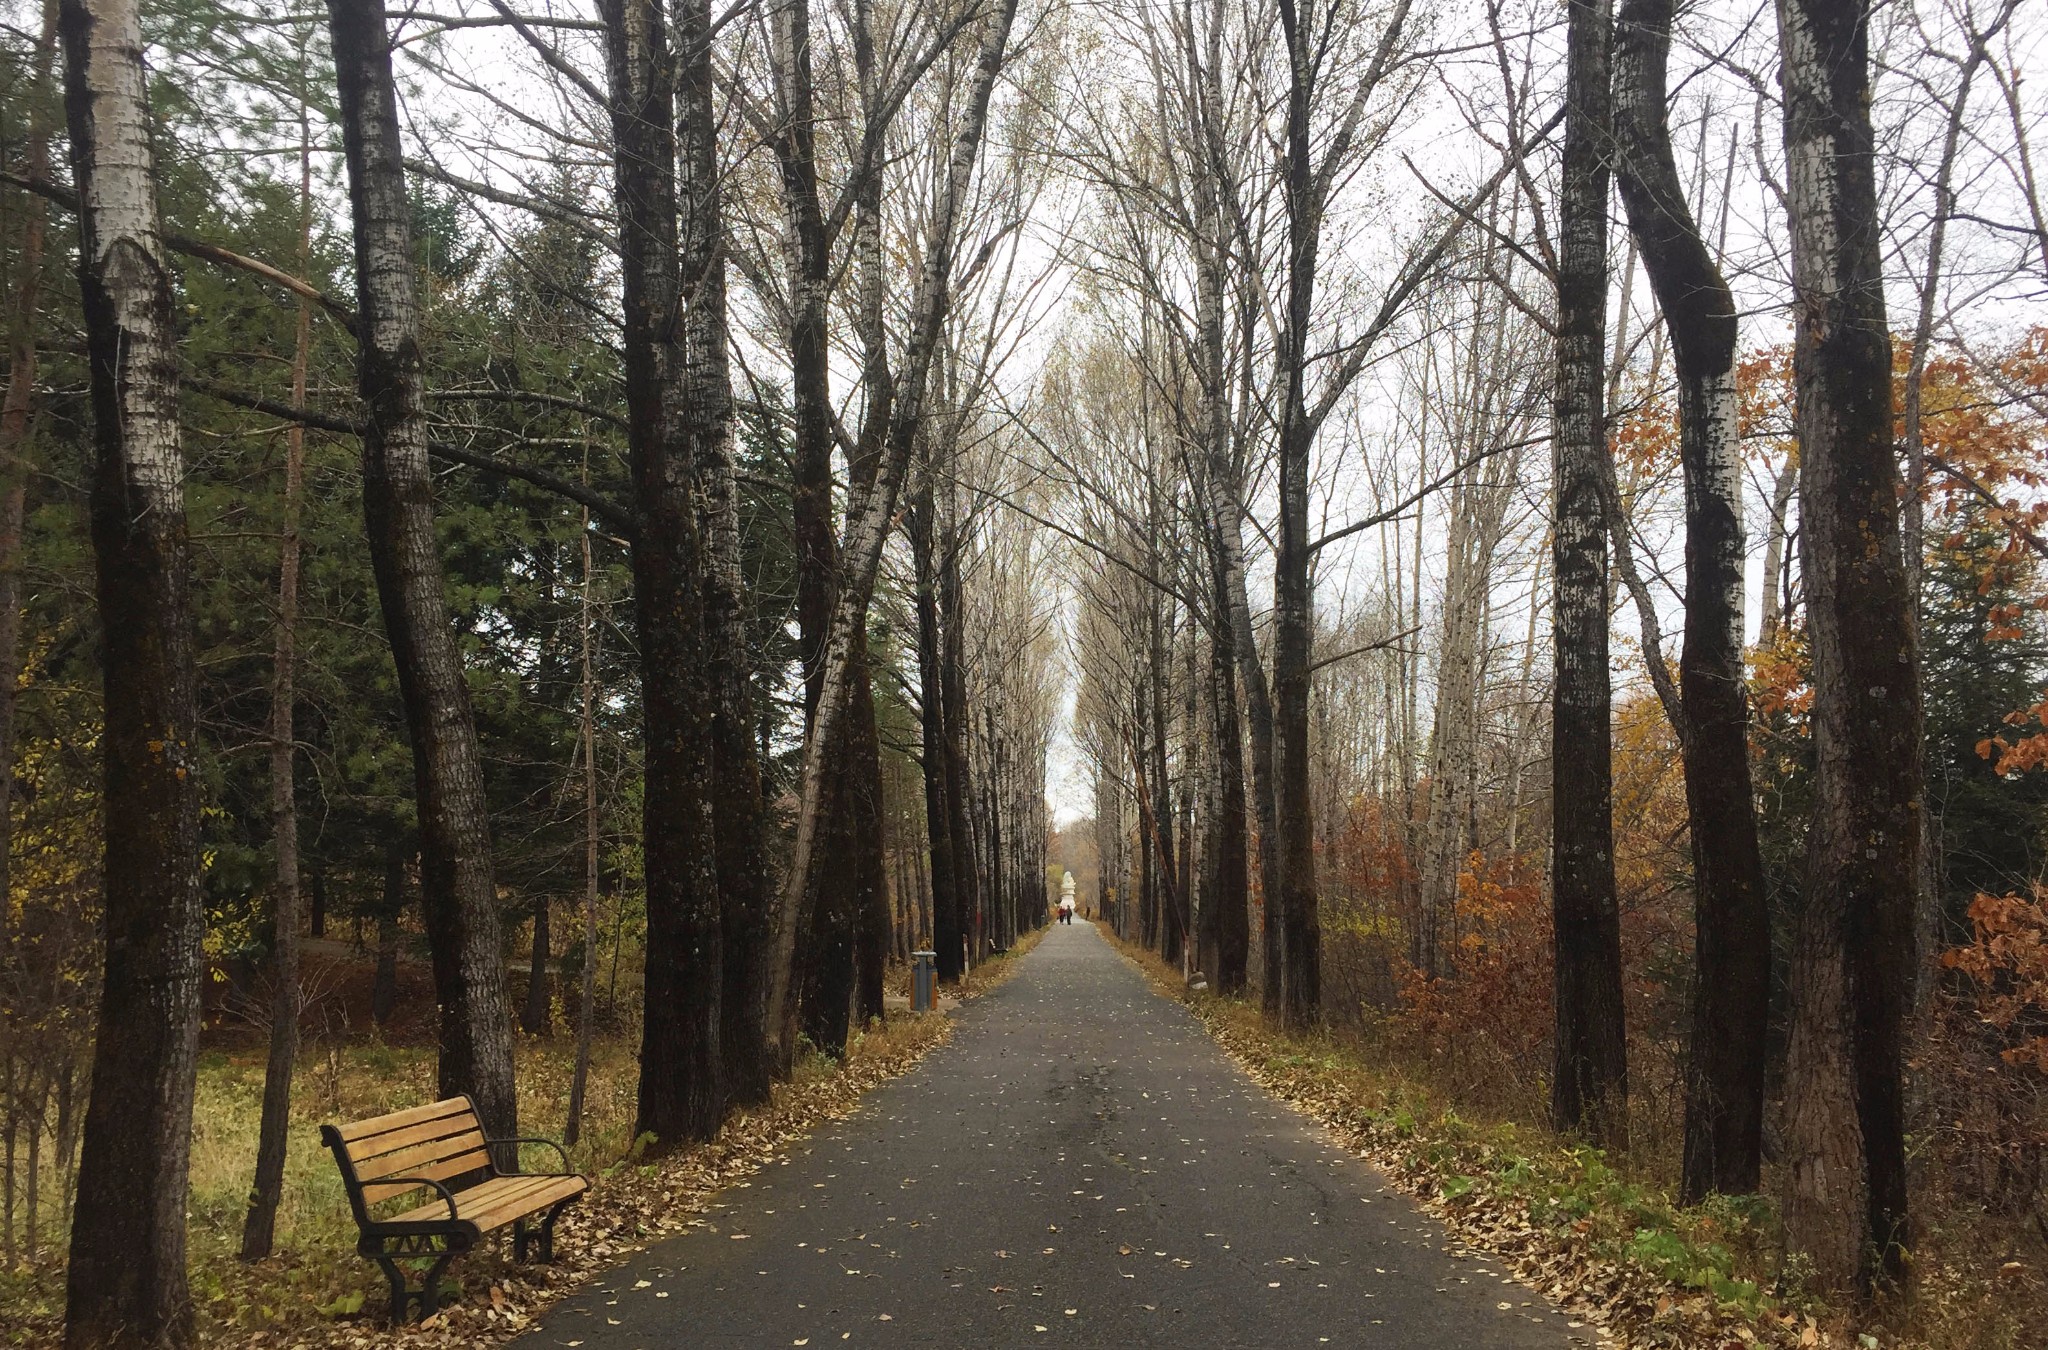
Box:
1613, 0, 1770, 1199
599, 0, 726, 1146
0, 0, 55, 975
1272, 0, 1320, 1029
241, 83, 315, 1262
1221, 511, 1281, 1010
566, 501, 600, 1146
1774, 0, 1921, 1295
327, 0, 518, 1141
59, 0, 206, 1341
939, 504, 981, 966
911, 486, 963, 982
767, 0, 1020, 1043
1149, 602, 1182, 966
679, 0, 771, 1110
1550, 0, 1629, 1146
1209, 625, 1249, 992
842, 1, 894, 1024
848, 679, 891, 1025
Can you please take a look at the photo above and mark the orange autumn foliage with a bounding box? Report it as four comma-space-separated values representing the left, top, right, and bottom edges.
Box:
1941, 887, 2048, 1075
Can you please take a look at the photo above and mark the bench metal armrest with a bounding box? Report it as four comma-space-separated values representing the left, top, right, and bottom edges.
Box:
371, 1176, 461, 1224
485, 1135, 575, 1175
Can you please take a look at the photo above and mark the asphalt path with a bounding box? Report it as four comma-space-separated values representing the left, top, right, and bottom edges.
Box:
515, 919, 1577, 1348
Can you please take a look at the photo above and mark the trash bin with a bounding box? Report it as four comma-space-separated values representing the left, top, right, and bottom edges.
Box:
911, 950, 937, 1012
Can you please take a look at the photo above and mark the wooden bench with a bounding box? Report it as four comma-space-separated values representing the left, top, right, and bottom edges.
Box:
322, 1095, 587, 1323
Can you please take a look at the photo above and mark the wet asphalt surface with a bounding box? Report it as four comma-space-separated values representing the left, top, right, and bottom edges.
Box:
514, 919, 1577, 1348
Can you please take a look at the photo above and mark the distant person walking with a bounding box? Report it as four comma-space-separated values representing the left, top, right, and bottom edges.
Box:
1058, 873, 1077, 924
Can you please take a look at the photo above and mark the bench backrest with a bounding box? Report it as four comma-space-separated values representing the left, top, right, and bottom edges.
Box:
321, 1096, 492, 1223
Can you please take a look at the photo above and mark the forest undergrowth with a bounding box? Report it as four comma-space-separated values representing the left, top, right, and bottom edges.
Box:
1107, 934, 2041, 1350
0, 933, 1044, 1349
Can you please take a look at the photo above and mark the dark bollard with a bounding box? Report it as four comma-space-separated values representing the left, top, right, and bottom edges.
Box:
912, 950, 937, 1012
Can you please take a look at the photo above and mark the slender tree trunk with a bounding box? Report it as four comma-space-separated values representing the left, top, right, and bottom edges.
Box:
1191, 145, 1250, 993
1756, 459, 1797, 644
240, 86, 315, 1262
1774, 0, 1921, 1295
1550, 0, 1629, 1147
939, 506, 981, 967
1419, 475, 1484, 980
59, 0, 206, 1341
327, 0, 518, 1141
372, 841, 407, 1028
911, 483, 964, 983
1149, 603, 1182, 966
566, 502, 600, 1146
849, 678, 891, 1025
1613, 0, 1770, 1198
599, 0, 725, 1146
521, 899, 551, 1035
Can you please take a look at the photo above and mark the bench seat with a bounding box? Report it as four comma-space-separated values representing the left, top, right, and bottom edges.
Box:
322, 1095, 587, 1323
383, 1172, 588, 1233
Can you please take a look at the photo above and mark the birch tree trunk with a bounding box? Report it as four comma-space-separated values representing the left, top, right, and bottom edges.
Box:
1549, 0, 1629, 1147
1774, 0, 1921, 1295
599, 0, 726, 1144
241, 79, 315, 1261
1612, 0, 1771, 1199
327, 0, 518, 1143
59, 0, 206, 1341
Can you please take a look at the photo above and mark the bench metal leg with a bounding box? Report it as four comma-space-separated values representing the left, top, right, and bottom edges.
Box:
514, 1199, 576, 1264
372, 1251, 456, 1324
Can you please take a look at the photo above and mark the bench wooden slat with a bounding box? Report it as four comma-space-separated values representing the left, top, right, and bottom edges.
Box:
383, 1173, 584, 1231
336, 1096, 473, 1145
345, 1110, 482, 1166
352, 1127, 488, 1183
464, 1176, 584, 1231
357, 1147, 495, 1200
